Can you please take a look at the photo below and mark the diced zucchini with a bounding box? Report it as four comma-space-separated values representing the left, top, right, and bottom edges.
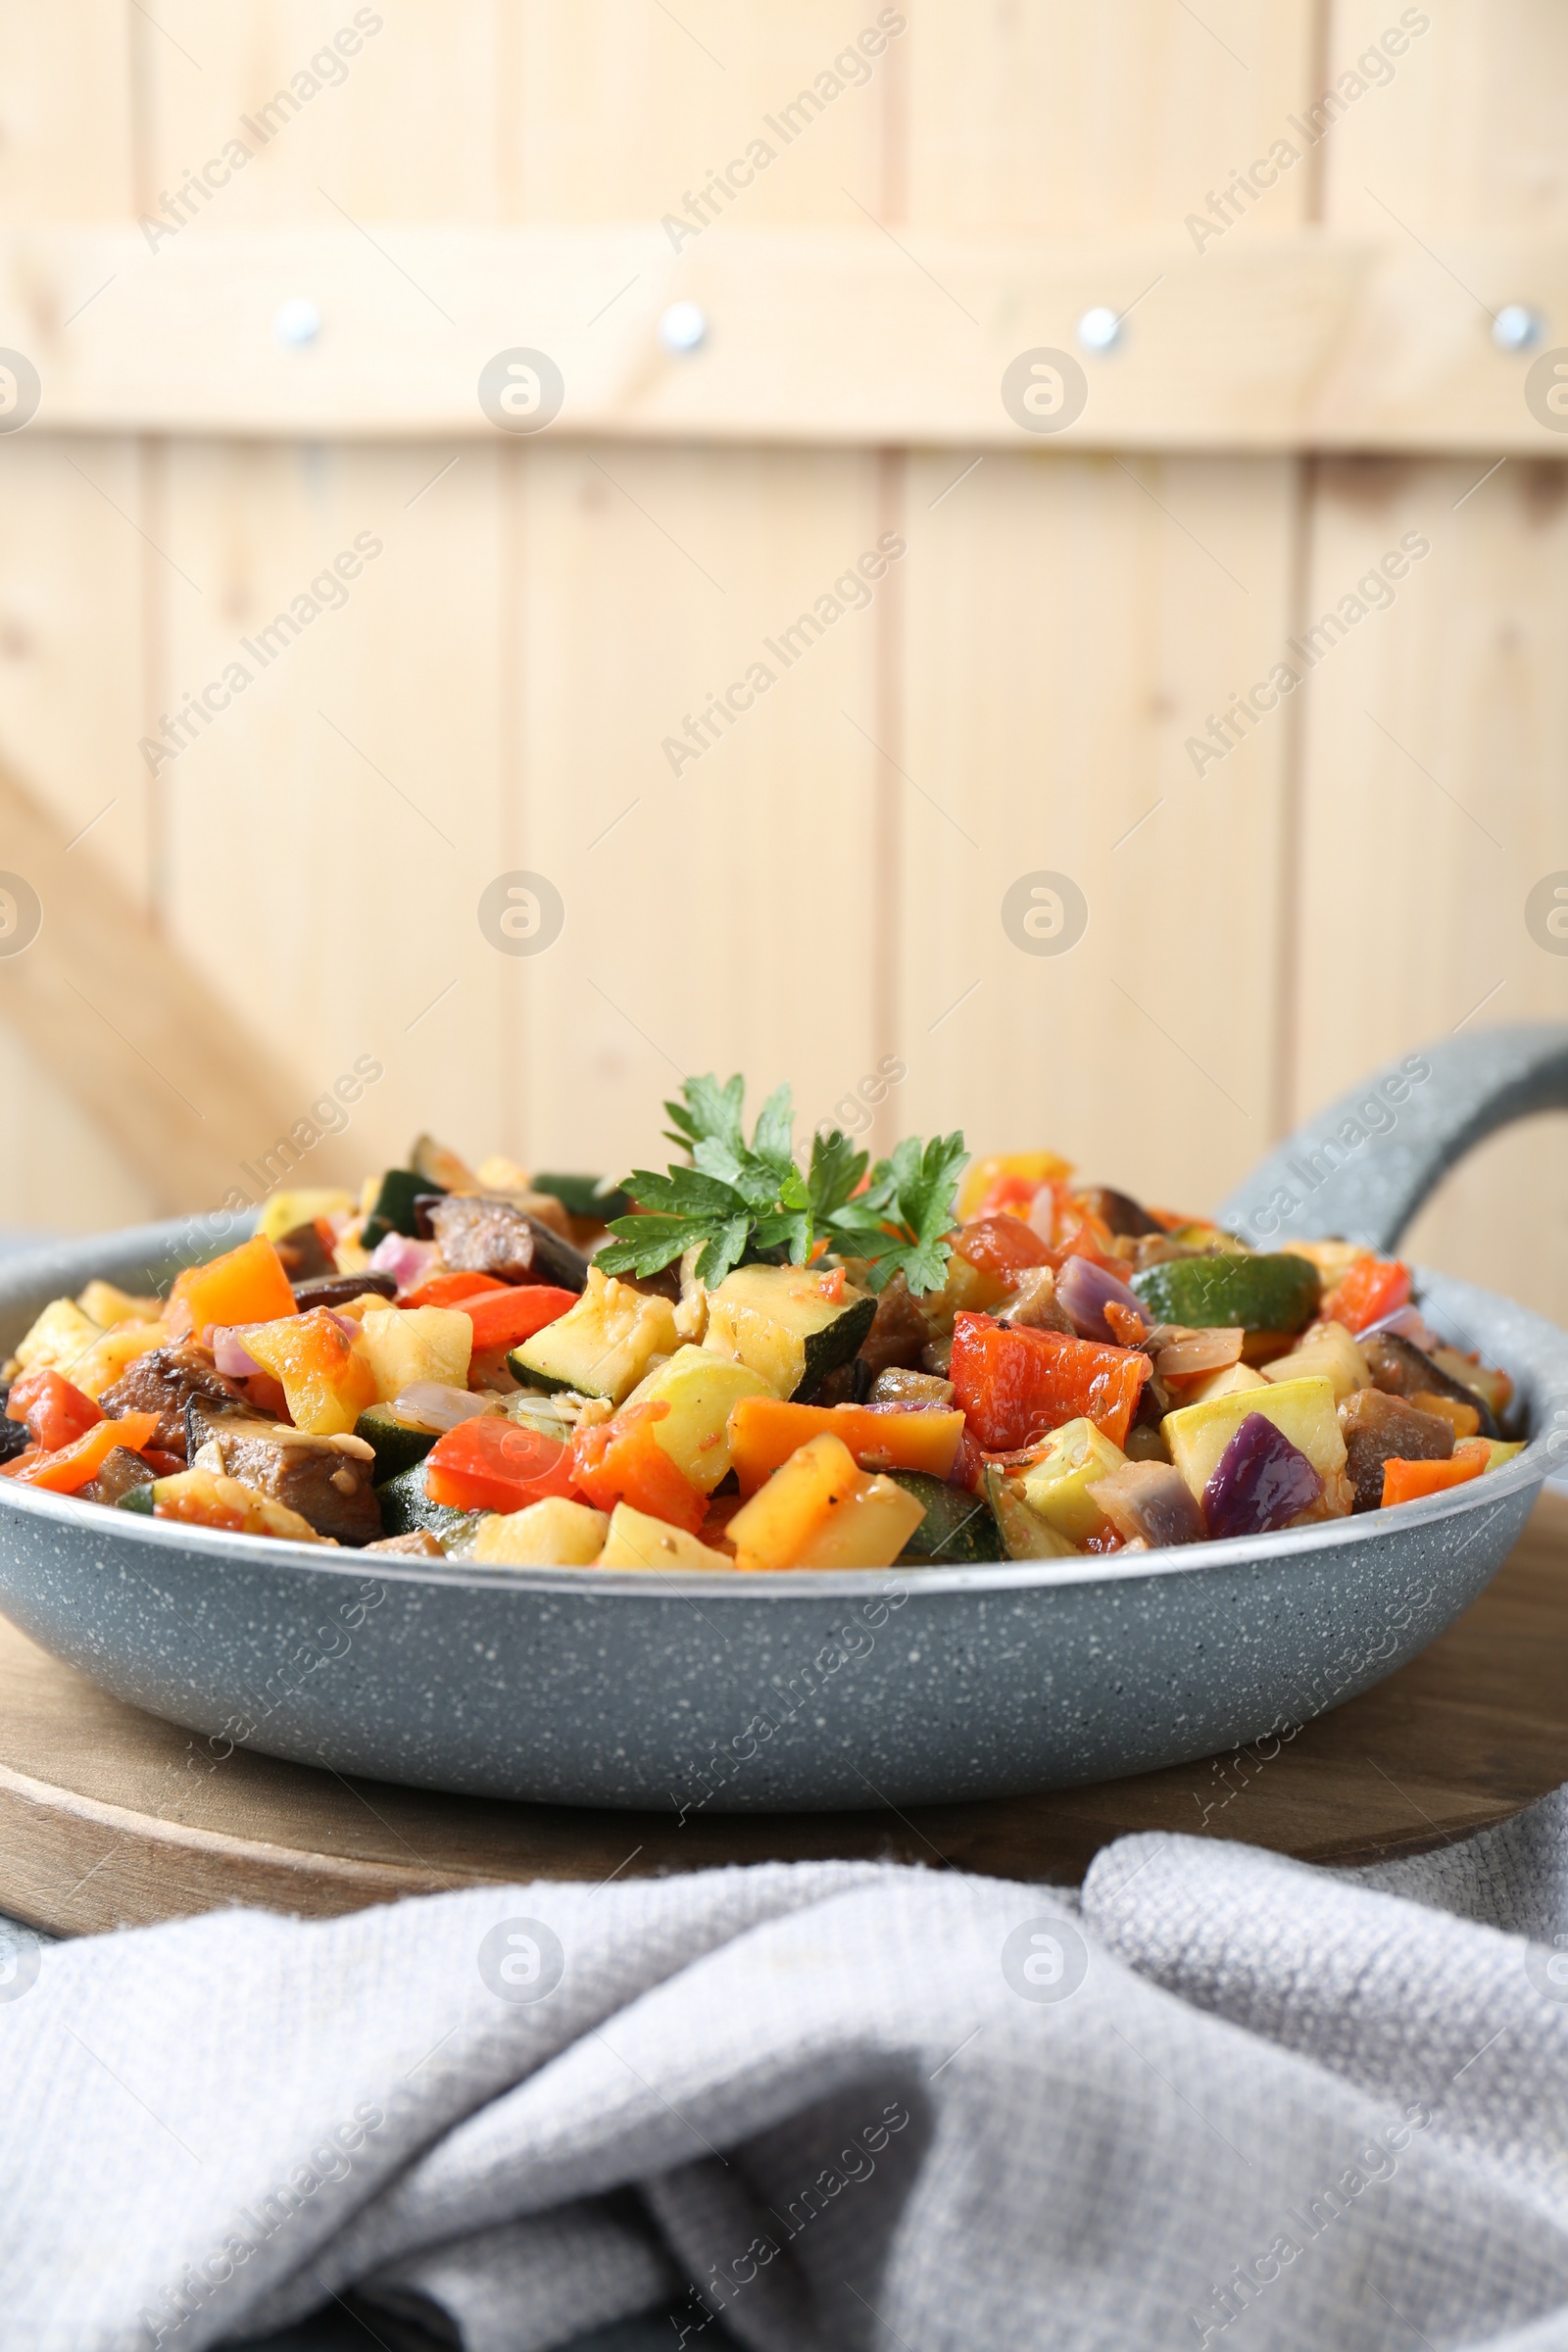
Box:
596, 1501, 735, 1572
362, 1167, 442, 1251
1163, 1374, 1347, 1505
374, 1461, 481, 1546
530, 1172, 633, 1223
12, 1296, 104, 1379
1131, 1253, 1320, 1336
889, 1471, 1004, 1564
980, 1464, 1079, 1560
256, 1190, 356, 1245
1261, 1319, 1370, 1402
358, 1305, 473, 1403
619, 1345, 772, 1493
701, 1264, 875, 1400
472, 1497, 609, 1566
509, 1267, 679, 1403
1180, 1361, 1270, 1406
354, 1403, 439, 1484
1015, 1418, 1128, 1546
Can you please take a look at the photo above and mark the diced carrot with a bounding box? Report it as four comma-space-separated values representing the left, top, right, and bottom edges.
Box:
727, 1396, 965, 1497
1325, 1254, 1411, 1336
400, 1271, 507, 1309
10, 1411, 161, 1494
458, 1285, 578, 1352
1379, 1440, 1491, 1508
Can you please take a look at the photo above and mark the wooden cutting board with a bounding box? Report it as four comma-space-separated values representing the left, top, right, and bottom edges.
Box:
7, 1492, 1568, 1936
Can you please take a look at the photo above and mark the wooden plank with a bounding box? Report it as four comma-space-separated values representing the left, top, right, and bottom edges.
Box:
0, 750, 356, 1214
1289, 453, 1568, 1322
7, 1490, 1568, 1935
0, 0, 132, 221
504, 440, 884, 1177
2, 225, 1567, 447
153, 437, 508, 1182
892, 448, 1297, 1213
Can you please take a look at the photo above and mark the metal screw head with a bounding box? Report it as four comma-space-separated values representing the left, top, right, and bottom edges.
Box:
1494, 304, 1544, 353
1076, 306, 1121, 354
271, 298, 321, 348
658, 300, 708, 355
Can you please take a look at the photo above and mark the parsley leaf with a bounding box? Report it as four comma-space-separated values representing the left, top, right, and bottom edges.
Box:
595, 1076, 967, 1295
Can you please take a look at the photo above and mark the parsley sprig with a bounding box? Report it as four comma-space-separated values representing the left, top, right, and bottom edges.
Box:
593, 1075, 967, 1295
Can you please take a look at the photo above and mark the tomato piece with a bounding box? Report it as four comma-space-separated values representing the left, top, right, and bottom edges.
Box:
400, 1271, 507, 1309
10, 1411, 161, 1494
424, 1416, 578, 1514
458, 1286, 578, 1352
953, 1214, 1054, 1283
1379, 1441, 1490, 1508
950, 1312, 1151, 1450
728, 1396, 965, 1496
569, 1402, 707, 1536
6, 1367, 102, 1453
167, 1236, 298, 1343
976, 1175, 1045, 1219
1325, 1255, 1411, 1336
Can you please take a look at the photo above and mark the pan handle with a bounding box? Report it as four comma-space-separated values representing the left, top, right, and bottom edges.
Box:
1217, 1023, 1568, 1253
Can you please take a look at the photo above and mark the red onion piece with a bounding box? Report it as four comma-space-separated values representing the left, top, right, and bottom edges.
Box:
370, 1232, 439, 1290
1088, 1462, 1205, 1547
1203, 1412, 1322, 1540
1054, 1253, 1146, 1347
210, 1327, 264, 1378
392, 1382, 498, 1433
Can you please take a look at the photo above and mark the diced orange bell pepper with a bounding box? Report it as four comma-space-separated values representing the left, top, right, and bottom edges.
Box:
400, 1271, 507, 1309
1380, 1440, 1491, 1508
569, 1402, 707, 1536
424, 1416, 579, 1514
1410, 1389, 1482, 1441
6, 1366, 102, 1452
459, 1286, 579, 1352
9, 1411, 161, 1494
727, 1396, 965, 1497
950, 1311, 1151, 1450
166, 1236, 299, 1343
241, 1307, 376, 1435
1325, 1254, 1411, 1336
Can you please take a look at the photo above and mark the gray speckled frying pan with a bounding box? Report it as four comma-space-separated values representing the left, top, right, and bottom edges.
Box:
0, 1027, 1566, 1814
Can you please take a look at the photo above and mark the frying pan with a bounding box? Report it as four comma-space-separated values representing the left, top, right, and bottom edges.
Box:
0, 1027, 1566, 1815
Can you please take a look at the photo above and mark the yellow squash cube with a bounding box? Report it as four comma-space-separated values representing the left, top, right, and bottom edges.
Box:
357, 1306, 473, 1403
596, 1502, 735, 1572
472, 1497, 609, 1567
1016, 1418, 1128, 1545
621, 1345, 772, 1493
1163, 1374, 1347, 1503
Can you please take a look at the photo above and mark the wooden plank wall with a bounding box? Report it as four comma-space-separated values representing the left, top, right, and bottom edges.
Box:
0, 0, 1562, 1331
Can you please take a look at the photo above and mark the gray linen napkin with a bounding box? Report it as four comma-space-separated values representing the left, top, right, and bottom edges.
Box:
6, 1801, 1568, 2352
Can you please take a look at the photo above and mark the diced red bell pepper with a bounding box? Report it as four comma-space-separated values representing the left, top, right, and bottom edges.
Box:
569, 1402, 707, 1536
458, 1285, 578, 1352
1379, 1440, 1490, 1508
1326, 1254, 1411, 1335
424, 1416, 579, 1514
6, 1367, 102, 1453
953, 1214, 1054, 1283
950, 1311, 1151, 1450
400, 1271, 508, 1309
8, 1411, 161, 1494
